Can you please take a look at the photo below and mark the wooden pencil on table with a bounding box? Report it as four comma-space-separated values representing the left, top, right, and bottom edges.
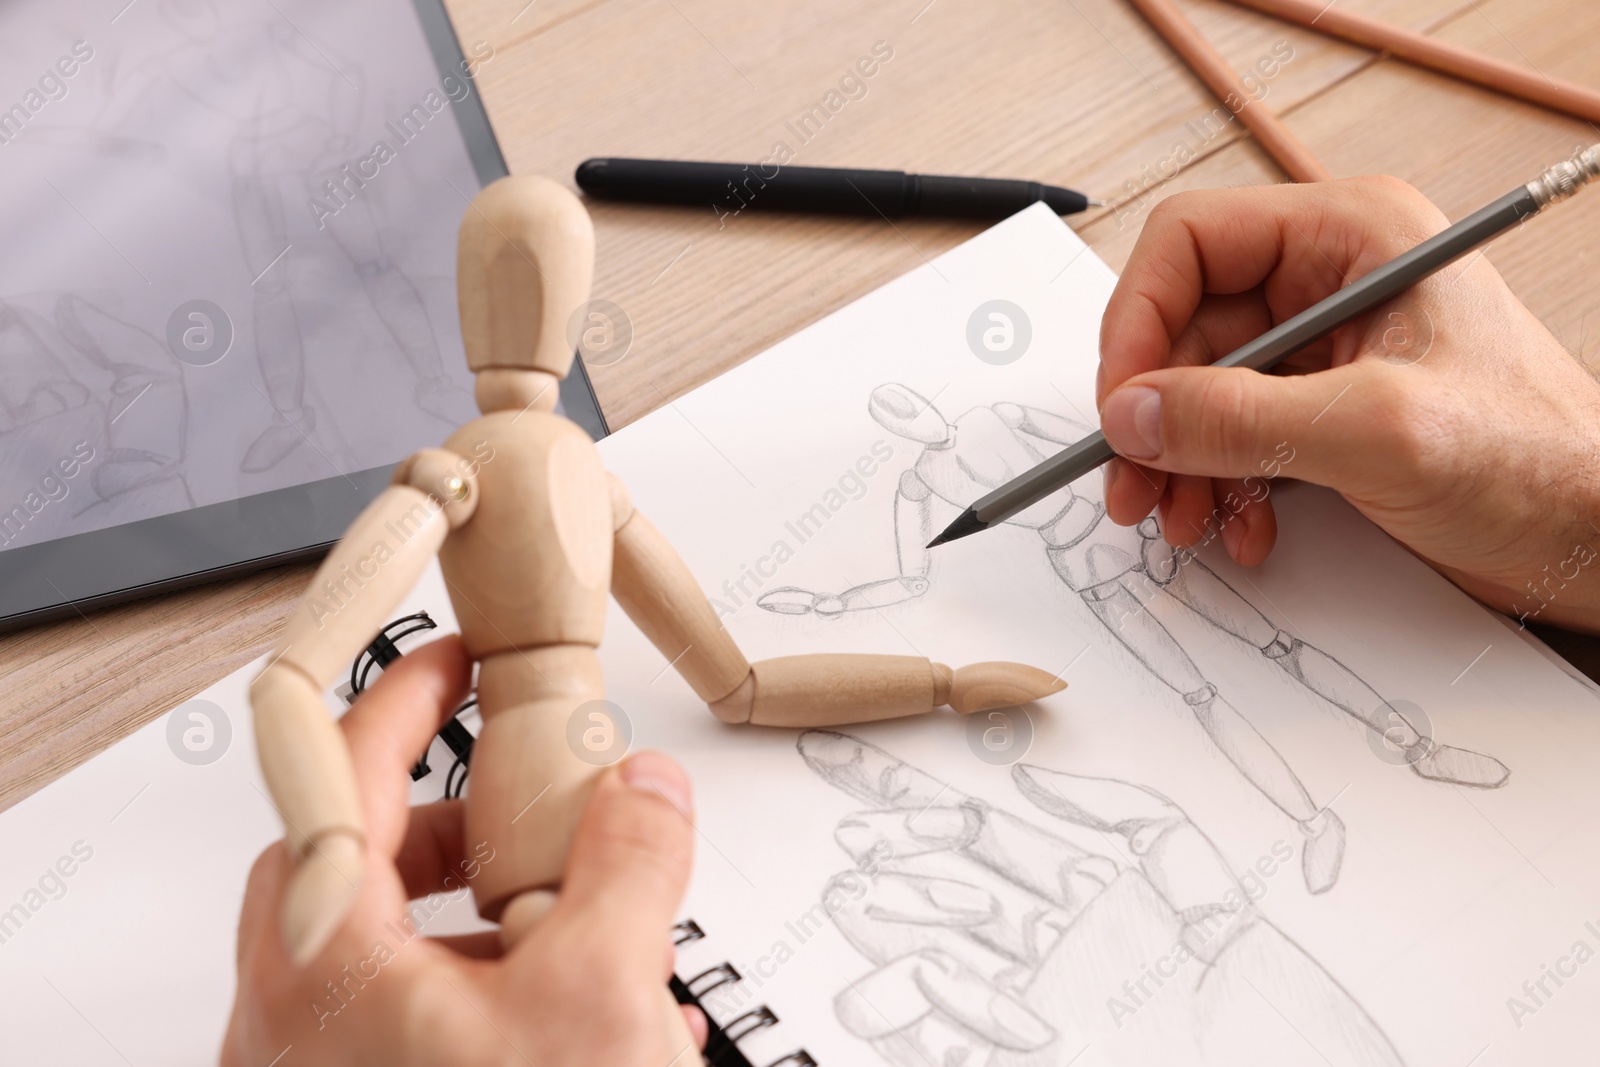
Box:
1221, 0, 1600, 125
1125, 0, 1334, 183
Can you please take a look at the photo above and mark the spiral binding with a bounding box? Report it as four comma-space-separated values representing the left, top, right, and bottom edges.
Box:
341, 611, 478, 797
672, 920, 816, 1067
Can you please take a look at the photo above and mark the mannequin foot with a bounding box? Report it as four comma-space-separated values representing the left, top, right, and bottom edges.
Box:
1299, 809, 1345, 895
1407, 740, 1510, 788
243, 406, 315, 473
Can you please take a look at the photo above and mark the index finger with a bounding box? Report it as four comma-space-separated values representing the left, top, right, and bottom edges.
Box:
338, 635, 474, 860
802, 733, 1116, 906
797, 729, 959, 809
1012, 765, 1261, 947
1097, 178, 1448, 404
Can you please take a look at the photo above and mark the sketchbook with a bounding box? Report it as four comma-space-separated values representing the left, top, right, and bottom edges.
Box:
592, 204, 1600, 1067
4, 203, 1600, 1065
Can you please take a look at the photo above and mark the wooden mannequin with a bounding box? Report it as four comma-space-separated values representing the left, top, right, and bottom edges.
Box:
249, 176, 1065, 1060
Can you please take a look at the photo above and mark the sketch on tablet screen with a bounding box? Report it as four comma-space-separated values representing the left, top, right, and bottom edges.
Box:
761, 386, 1511, 894
799, 730, 1407, 1066
54, 293, 195, 521
23, 0, 473, 476
72, 1, 474, 473
0, 293, 193, 546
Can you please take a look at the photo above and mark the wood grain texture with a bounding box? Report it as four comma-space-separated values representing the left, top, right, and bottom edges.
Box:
469, 645, 608, 917
471, 0, 1477, 426
1224, 0, 1600, 123
3, 0, 1598, 813
457, 175, 596, 377
269, 484, 451, 686
1126, 0, 1334, 182
611, 509, 752, 703
740, 654, 941, 727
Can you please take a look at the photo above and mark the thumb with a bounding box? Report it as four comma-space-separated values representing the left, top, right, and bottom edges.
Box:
548, 751, 695, 978
1100, 363, 1383, 490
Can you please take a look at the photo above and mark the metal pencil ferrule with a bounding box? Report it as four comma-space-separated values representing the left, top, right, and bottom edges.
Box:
1527, 144, 1600, 207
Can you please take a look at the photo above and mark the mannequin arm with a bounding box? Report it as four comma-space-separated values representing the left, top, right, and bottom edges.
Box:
757, 472, 936, 617
251, 455, 470, 963
609, 496, 753, 704
995, 401, 1091, 446
608, 477, 1065, 727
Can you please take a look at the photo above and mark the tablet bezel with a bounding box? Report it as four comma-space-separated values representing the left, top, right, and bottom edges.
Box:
0, 0, 610, 633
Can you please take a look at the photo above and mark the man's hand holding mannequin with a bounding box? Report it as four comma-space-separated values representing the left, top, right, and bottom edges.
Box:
223, 638, 705, 1067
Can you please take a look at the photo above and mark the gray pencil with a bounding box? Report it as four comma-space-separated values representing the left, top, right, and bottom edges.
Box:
929, 145, 1600, 549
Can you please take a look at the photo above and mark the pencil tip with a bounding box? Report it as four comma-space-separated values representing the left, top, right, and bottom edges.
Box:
1087, 198, 1107, 208
927, 509, 986, 548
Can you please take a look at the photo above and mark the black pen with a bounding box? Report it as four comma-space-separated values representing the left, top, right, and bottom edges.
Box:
575, 157, 1104, 220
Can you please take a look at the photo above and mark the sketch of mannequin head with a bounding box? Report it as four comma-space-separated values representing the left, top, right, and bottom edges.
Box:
161, 0, 221, 41
868, 383, 953, 446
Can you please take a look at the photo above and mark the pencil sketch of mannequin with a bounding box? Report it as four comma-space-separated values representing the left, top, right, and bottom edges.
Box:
0, 299, 99, 549
0, 294, 192, 543
759, 385, 1511, 894
0, 301, 92, 436
86, 0, 473, 473
53, 294, 195, 522
796, 730, 1406, 1066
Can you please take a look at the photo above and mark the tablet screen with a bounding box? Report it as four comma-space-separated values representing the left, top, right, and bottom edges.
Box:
0, 0, 498, 546
0, 1, 598, 627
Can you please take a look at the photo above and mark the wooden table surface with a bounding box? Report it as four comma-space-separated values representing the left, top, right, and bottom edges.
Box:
3, 0, 1598, 813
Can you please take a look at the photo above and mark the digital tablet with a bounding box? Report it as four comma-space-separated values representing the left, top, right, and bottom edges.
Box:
0, 0, 608, 632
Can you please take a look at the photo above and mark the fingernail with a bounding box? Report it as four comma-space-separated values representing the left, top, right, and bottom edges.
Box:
1102, 386, 1162, 460
622, 751, 693, 813
1094, 363, 1106, 404
872, 878, 992, 925
988, 992, 1056, 1048
1221, 516, 1245, 560
1073, 855, 1119, 887
926, 880, 997, 918
1102, 457, 1118, 501
906, 806, 976, 843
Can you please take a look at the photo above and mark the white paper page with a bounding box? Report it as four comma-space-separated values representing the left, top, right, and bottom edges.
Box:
592, 203, 1600, 1067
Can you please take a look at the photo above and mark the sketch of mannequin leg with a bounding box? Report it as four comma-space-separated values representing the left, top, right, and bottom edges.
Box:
317, 190, 475, 427
1142, 520, 1511, 790
1058, 545, 1346, 894
232, 125, 314, 474
53, 295, 195, 520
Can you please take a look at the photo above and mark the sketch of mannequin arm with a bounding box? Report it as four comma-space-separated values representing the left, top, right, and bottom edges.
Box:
40, 47, 173, 162
9, 121, 163, 160
271, 20, 365, 138
994, 401, 1092, 446
758, 468, 935, 618
798, 731, 1406, 1067
8, 37, 165, 161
